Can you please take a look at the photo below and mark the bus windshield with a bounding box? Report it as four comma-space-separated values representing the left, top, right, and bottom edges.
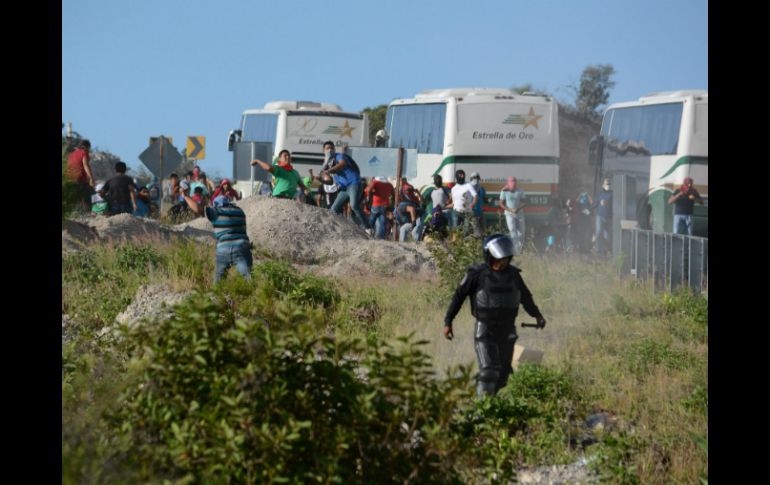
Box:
601, 103, 683, 158
385, 103, 446, 154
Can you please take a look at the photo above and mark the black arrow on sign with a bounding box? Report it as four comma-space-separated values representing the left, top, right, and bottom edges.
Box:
189, 137, 204, 159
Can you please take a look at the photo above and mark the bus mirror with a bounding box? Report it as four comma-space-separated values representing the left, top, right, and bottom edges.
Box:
227, 130, 242, 152
588, 135, 604, 166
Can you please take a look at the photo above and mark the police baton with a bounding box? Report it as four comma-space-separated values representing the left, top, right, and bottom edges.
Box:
521, 322, 543, 329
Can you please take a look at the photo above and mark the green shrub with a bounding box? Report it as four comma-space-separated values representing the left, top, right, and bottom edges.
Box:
681, 385, 708, 415
590, 431, 646, 484
115, 243, 166, 272
627, 339, 697, 377
662, 290, 708, 326
454, 364, 590, 478
427, 234, 484, 298
113, 292, 477, 483
253, 260, 339, 309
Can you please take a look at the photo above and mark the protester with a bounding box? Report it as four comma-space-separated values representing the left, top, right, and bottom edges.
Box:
211, 178, 240, 202
250, 150, 306, 199
367, 176, 395, 239
442, 234, 546, 397
592, 178, 613, 254
498, 176, 526, 255
99, 162, 138, 216
90, 182, 109, 216
66, 139, 95, 212
450, 169, 480, 237
321, 141, 368, 229
667, 176, 704, 235
574, 192, 594, 253
206, 195, 252, 283
424, 205, 450, 241
470, 172, 487, 234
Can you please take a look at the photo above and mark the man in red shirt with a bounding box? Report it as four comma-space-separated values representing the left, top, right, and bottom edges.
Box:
366, 176, 395, 239
66, 140, 95, 211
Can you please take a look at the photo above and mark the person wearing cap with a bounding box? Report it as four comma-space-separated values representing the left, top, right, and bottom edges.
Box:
205, 195, 252, 283
499, 176, 526, 255
442, 234, 546, 397
667, 176, 703, 235
211, 178, 240, 202
366, 176, 395, 239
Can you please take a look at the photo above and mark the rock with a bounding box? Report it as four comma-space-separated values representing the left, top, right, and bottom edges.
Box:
99, 284, 193, 338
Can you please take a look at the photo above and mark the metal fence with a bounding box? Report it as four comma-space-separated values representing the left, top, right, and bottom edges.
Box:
619, 228, 708, 295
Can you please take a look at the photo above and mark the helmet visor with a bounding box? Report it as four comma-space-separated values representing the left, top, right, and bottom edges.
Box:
485, 236, 515, 260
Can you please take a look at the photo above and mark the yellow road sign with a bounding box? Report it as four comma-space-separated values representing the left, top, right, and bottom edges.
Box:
187, 136, 206, 160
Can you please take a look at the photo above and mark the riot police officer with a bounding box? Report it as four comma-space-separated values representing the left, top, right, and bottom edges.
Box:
443, 234, 546, 397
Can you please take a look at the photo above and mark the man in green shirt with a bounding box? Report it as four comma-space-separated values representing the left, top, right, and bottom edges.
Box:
251, 150, 306, 199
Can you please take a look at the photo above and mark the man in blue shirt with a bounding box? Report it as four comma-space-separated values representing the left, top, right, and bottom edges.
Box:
320, 141, 369, 229
205, 195, 252, 283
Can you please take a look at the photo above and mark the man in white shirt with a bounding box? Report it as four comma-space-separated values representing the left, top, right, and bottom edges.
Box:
498, 176, 527, 255
450, 169, 481, 237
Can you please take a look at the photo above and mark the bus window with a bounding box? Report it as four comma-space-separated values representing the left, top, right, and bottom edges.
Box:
241, 113, 279, 143
385, 103, 446, 154
602, 103, 683, 157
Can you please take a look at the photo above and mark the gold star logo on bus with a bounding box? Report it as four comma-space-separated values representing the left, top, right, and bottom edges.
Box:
523, 107, 543, 129
502, 106, 543, 129
323, 120, 356, 138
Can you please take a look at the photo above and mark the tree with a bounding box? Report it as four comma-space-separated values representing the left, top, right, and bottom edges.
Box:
574, 64, 616, 119
362, 104, 388, 145
510, 84, 549, 96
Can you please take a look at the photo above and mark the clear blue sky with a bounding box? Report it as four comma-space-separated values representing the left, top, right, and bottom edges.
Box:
62, 0, 708, 179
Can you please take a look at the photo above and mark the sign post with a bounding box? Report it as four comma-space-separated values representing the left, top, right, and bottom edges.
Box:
139, 136, 183, 214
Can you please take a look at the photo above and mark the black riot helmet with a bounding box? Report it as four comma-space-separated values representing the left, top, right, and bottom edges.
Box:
483, 234, 515, 264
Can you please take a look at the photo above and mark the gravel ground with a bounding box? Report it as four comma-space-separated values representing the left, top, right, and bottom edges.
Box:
513, 458, 600, 484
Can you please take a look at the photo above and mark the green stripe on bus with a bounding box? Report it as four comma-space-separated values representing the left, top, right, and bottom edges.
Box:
658, 156, 708, 180
432, 155, 560, 177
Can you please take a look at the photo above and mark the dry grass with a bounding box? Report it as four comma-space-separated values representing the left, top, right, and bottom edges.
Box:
335, 251, 708, 483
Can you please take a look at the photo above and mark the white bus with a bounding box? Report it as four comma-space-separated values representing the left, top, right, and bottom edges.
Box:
227, 100, 369, 195
383, 88, 560, 229
589, 90, 708, 236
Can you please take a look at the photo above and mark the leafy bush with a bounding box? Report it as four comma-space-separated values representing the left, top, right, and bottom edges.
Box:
113, 291, 477, 483
115, 243, 166, 272
662, 290, 708, 326
455, 364, 590, 479
627, 339, 697, 377
681, 385, 708, 415
590, 431, 646, 484
62, 251, 114, 285
253, 260, 339, 309
427, 234, 484, 297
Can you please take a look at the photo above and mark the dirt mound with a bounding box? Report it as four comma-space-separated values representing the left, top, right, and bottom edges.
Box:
62, 219, 100, 252
71, 214, 213, 246
180, 196, 436, 276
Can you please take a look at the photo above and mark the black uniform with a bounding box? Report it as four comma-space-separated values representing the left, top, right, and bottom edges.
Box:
444, 263, 543, 396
